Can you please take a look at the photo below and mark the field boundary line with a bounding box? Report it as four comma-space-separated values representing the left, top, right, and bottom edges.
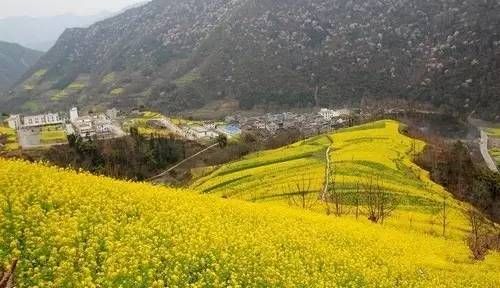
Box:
321, 135, 334, 200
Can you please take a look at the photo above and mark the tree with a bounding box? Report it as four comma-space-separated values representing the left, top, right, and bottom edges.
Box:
286, 177, 317, 210
217, 134, 228, 148
363, 177, 398, 224
353, 181, 361, 220
440, 195, 450, 237
466, 208, 489, 260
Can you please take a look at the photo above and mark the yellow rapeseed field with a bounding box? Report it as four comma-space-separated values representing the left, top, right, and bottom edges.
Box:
191, 120, 471, 239
0, 159, 499, 287
0, 126, 19, 151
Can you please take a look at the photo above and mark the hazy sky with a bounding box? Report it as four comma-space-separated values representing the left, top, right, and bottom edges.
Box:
1, 0, 147, 18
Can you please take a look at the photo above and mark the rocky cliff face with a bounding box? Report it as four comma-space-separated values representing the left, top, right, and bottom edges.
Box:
4, 0, 500, 120
0, 41, 42, 92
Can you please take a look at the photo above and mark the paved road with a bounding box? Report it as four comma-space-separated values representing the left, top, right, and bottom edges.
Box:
479, 130, 499, 172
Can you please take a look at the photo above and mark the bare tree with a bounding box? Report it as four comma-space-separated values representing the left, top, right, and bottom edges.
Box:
466, 208, 489, 260
363, 177, 398, 224
286, 177, 317, 210
354, 181, 361, 220
439, 195, 450, 237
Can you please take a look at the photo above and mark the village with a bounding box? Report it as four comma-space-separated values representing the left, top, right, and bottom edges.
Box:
3, 107, 355, 149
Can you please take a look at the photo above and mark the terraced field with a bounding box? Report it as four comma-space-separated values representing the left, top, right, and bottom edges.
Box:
192, 120, 469, 238
1, 159, 499, 287
193, 133, 331, 201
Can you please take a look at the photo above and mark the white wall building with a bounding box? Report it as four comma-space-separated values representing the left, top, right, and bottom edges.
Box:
23, 113, 62, 128
70, 107, 79, 122
6, 115, 21, 130
319, 108, 351, 121
72, 116, 95, 137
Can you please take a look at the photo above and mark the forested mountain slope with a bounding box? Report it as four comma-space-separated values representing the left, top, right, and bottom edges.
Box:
3, 0, 500, 119
0, 41, 42, 92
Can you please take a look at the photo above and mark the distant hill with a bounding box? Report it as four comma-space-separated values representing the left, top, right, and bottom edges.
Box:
3, 0, 500, 120
0, 12, 111, 51
0, 41, 42, 92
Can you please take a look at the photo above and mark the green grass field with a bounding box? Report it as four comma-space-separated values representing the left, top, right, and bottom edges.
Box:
40, 126, 67, 145
192, 120, 471, 239
122, 111, 174, 137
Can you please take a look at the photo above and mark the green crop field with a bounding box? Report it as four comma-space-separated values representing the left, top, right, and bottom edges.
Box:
122, 111, 174, 137
40, 126, 67, 145
486, 127, 500, 138
192, 120, 471, 239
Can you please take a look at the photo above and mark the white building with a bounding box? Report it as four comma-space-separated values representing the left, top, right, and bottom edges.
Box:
70, 107, 79, 122
106, 108, 119, 119
71, 114, 114, 138
6, 115, 21, 130
319, 108, 351, 121
23, 113, 62, 128
72, 116, 95, 137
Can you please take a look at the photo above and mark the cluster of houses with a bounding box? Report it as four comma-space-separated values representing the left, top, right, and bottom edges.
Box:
6, 107, 123, 140
69, 107, 121, 139
226, 108, 352, 137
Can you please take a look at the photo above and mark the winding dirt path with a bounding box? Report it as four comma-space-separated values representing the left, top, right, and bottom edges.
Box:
321, 136, 334, 200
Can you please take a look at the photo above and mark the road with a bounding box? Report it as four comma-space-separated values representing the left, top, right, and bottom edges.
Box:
161, 118, 188, 138
479, 130, 498, 172
148, 143, 219, 181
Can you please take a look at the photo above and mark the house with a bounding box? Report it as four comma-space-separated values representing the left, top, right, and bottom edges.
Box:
23, 113, 63, 128
70, 107, 79, 122
72, 116, 95, 137
106, 108, 120, 119
319, 108, 351, 121
6, 115, 21, 130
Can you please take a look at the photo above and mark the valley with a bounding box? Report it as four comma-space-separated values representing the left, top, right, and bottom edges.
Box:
1, 0, 500, 287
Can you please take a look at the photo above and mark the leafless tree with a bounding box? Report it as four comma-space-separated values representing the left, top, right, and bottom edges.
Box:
286, 177, 317, 210
465, 208, 489, 260
439, 195, 450, 237
363, 177, 398, 224
354, 181, 361, 220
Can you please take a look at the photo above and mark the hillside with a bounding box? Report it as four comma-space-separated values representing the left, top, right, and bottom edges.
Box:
192, 120, 471, 237
0, 41, 42, 92
0, 158, 499, 287
2, 0, 500, 119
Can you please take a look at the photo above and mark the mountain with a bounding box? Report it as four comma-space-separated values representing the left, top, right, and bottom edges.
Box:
4, 0, 500, 119
0, 12, 112, 51
0, 41, 42, 92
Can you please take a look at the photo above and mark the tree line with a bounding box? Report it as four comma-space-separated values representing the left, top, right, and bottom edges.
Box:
43, 127, 185, 181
